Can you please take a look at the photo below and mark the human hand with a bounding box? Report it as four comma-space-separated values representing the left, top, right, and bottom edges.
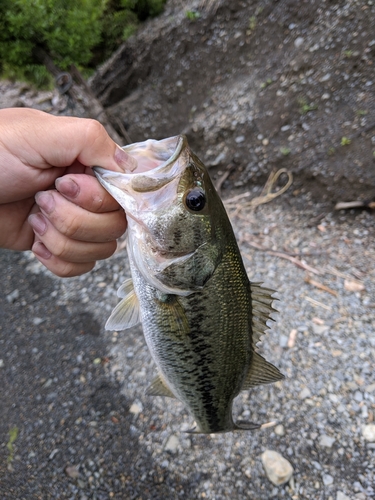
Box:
0, 108, 131, 276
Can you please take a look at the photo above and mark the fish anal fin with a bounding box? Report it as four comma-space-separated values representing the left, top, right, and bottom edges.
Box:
146, 374, 177, 398
105, 290, 140, 331
242, 352, 284, 390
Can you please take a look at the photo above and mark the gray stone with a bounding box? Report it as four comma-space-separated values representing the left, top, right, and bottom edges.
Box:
336, 492, 351, 500
322, 474, 333, 486
318, 435, 335, 448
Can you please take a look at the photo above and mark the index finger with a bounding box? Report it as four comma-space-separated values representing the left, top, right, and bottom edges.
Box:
1, 108, 135, 172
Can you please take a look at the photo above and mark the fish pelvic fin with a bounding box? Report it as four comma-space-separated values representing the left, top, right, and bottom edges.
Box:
250, 282, 278, 347
105, 285, 140, 331
146, 374, 177, 399
242, 352, 284, 390
116, 278, 134, 298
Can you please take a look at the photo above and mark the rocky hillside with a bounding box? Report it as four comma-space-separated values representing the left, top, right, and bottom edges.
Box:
91, 0, 375, 204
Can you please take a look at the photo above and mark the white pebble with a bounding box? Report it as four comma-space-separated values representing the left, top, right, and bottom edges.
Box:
362, 424, 375, 442
164, 434, 179, 453
261, 450, 293, 486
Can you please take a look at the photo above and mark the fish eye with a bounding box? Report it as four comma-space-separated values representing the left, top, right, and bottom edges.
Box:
185, 189, 206, 211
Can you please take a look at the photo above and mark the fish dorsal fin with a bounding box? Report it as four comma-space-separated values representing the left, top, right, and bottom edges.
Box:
105, 290, 140, 331
117, 278, 134, 298
242, 352, 284, 390
146, 374, 177, 399
250, 282, 278, 347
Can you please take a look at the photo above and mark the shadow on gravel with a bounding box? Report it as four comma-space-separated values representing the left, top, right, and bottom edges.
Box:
0, 250, 190, 499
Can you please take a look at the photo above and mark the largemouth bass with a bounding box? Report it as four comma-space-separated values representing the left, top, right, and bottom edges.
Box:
94, 135, 284, 434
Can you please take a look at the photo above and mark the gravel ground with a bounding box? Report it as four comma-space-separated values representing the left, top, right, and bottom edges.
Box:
1, 193, 374, 499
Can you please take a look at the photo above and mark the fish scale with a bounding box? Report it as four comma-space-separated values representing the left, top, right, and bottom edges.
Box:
94, 135, 284, 434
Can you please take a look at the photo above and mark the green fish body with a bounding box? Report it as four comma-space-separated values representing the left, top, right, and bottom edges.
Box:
94, 136, 283, 434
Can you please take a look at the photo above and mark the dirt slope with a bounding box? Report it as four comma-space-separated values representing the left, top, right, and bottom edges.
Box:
91, 0, 375, 203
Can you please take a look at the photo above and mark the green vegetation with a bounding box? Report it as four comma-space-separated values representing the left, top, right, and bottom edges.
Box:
298, 98, 318, 115
343, 49, 353, 58
340, 136, 351, 146
280, 147, 291, 156
7, 427, 19, 464
0, 0, 166, 86
185, 10, 200, 20
260, 78, 273, 89
356, 109, 368, 116
248, 15, 257, 32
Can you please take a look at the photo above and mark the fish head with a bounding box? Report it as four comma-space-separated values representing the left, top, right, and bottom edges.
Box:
94, 135, 225, 293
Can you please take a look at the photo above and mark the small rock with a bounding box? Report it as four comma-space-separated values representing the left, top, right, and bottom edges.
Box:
65, 465, 80, 479
299, 387, 311, 399
274, 424, 285, 436
129, 402, 142, 415
6, 289, 19, 303
322, 474, 333, 486
32, 317, 44, 326
312, 324, 329, 335
336, 492, 351, 500
294, 37, 304, 48
279, 334, 289, 348
261, 450, 293, 486
362, 424, 375, 442
318, 434, 335, 448
235, 135, 245, 143
0, 359, 4, 368
164, 435, 179, 454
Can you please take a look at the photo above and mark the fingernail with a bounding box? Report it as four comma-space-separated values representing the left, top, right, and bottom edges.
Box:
35, 191, 55, 215
55, 177, 79, 199
32, 241, 52, 260
115, 145, 137, 172
28, 213, 47, 236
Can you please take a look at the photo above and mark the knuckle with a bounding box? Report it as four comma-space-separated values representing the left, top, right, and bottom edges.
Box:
85, 119, 106, 144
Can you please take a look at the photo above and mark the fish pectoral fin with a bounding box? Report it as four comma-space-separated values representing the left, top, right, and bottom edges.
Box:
116, 278, 134, 298
146, 374, 177, 398
105, 290, 140, 331
242, 352, 284, 389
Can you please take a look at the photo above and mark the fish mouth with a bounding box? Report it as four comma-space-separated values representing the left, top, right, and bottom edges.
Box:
94, 135, 187, 192
93, 135, 189, 218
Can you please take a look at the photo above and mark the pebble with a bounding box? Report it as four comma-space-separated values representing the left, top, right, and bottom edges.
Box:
6, 289, 19, 303
129, 402, 142, 415
274, 424, 285, 436
294, 37, 304, 48
362, 425, 375, 442
336, 492, 351, 500
299, 387, 311, 399
164, 435, 179, 454
319, 435, 335, 448
261, 450, 293, 486
322, 474, 334, 486
0, 359, 3, 368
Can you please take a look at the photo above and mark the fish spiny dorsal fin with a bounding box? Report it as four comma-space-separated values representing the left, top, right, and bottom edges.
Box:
146, 374, 177, 399
105, 289, 140, 331
242, 352, 284, 390
117, 278, 134, 298
250, 282, 278, 347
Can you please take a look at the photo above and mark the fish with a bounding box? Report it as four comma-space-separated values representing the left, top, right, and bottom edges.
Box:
94, 135, 284, 434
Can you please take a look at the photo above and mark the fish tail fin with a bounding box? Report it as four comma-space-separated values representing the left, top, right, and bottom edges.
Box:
233, 421, 261, 431
184, 421, 260, 434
